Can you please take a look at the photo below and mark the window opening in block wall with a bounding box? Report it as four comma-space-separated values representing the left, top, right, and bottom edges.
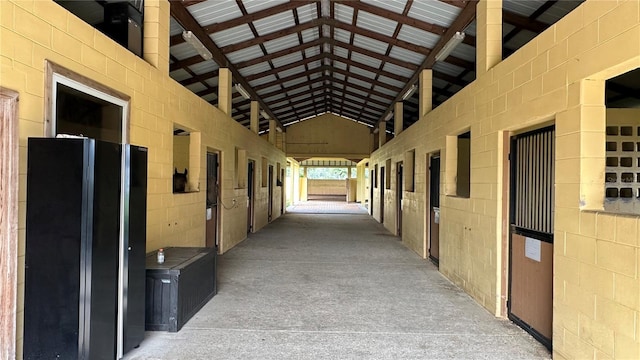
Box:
55, 1, 144, 58
405, 149, 415, 192
173, 127, 190, 193
605, 67, 640, 214
457, 131, 471, 198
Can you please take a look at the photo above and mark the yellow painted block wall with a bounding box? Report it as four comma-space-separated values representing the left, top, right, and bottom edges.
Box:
0, 0, 285, 357
371, 0, 640, 358
286, 113, 371, 159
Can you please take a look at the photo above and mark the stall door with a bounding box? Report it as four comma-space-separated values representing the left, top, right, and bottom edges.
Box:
370, 169, 375, 216
268, 165, 274, 222
206, 152, 219, 248
429, 155, 440, 265
509, 126, 554, 350
396, 162, 403, 236
379, 166, 385, 223
247, 160, 255, 233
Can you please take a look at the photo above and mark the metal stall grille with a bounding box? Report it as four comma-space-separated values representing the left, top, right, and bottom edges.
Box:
512, 126, 555, 236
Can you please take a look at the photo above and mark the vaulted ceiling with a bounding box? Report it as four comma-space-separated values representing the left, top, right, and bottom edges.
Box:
168, 0, 583, 133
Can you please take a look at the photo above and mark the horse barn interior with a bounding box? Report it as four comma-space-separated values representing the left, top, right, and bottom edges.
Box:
2, 0, 640, 359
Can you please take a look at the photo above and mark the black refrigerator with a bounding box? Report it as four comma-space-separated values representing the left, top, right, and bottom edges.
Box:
24, 138, 147, 359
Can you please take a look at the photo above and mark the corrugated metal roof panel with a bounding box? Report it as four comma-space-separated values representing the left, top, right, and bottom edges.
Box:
279, 65, 306, 78
186, 82, 207, 93
188, 60, 219, 75
288, 87, 312, 97
377, 75, 405, 88
352, 34, 389, 54
243, 0, 288, 13
333, 46, 349, 59
188, 0, 241, 27
349, 66, 377, 80
334, 3, 354, 23
256, 84, 282, 94
307, 60, 322, 69
505, 29, 536, 51
271, 52, 304, 68
202, 93, 216, 102
348, 87, 368, 97
238, 62, 272, 77
169, 17, 184, 36
297, 3, 318, 23
464, 20, 477, 37
503, 0, 541, 17
536, 1, 583, 24
226, 45, 264, 63
334, 28, 352, 44
388, 46, 425, 65
449, 43, 475, 63
432, 61, 464, 77
300, 28, 319, 43
461, 72, 475, 83
350, 52, 382, 69
334, 61, 348, 71
170, 69, 191, 82
253, 10, 295, 36
205, 78, 219, 88
249, 74, 278, 87
170, 42, 199, 60
357, 10, 398, 37
397, 25, 440, 49
361, 0, 407, 14
283, 77, 307, 88
349, 77, 374, 89
373, 85, 396, 96
211, 24, 254, 47
432, 77, 449, 88
263, 33, 300, 53
369, 93, 389, 104
305, 46, 321, 58
334, 73, 346, 81
407, 0, 461, 27
382, 63, 413, 78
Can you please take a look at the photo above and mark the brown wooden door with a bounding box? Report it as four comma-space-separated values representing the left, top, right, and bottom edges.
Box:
429, 155, 440, 265
396, 162, 403, 236
247, 160, 255, 233
379, 167, 385, 223
508, 126, 555, 350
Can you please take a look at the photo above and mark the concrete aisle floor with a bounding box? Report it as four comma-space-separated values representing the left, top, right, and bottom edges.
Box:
125, 210, 551, 360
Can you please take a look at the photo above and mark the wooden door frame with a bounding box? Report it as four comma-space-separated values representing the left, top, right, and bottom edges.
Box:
1, 87, 19, 359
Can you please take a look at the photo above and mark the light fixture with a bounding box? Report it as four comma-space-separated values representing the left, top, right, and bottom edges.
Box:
235, 84, 250, 100
182, 30, 213, 60
402, 85, 417, 100
260, 110, 270, 119
434, 31, 465, 62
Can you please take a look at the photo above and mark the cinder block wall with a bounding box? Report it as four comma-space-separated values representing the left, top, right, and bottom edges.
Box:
370, 1, 640, 358
0, 0, 285, 356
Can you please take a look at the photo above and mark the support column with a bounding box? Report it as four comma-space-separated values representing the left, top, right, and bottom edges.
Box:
218, 68, 232, 115
281, 132, 286, 153
394, 102, 404, 136
419, 69, 433, 117
370, 133, 375, 152
268, 119, 276, 144
379, 121, 387, 147
143, 0, 170, 74
476, 0, 502, 76
250, 101, 259, 133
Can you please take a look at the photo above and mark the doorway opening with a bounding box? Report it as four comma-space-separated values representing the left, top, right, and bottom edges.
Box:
508, 126, 555, 350
206, 151, 220, 248
396, 161, 403, 236
379, 166, 385, 223
428, 154, 441, 266
247, 160, 255, 233
268, 165, 274, 222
